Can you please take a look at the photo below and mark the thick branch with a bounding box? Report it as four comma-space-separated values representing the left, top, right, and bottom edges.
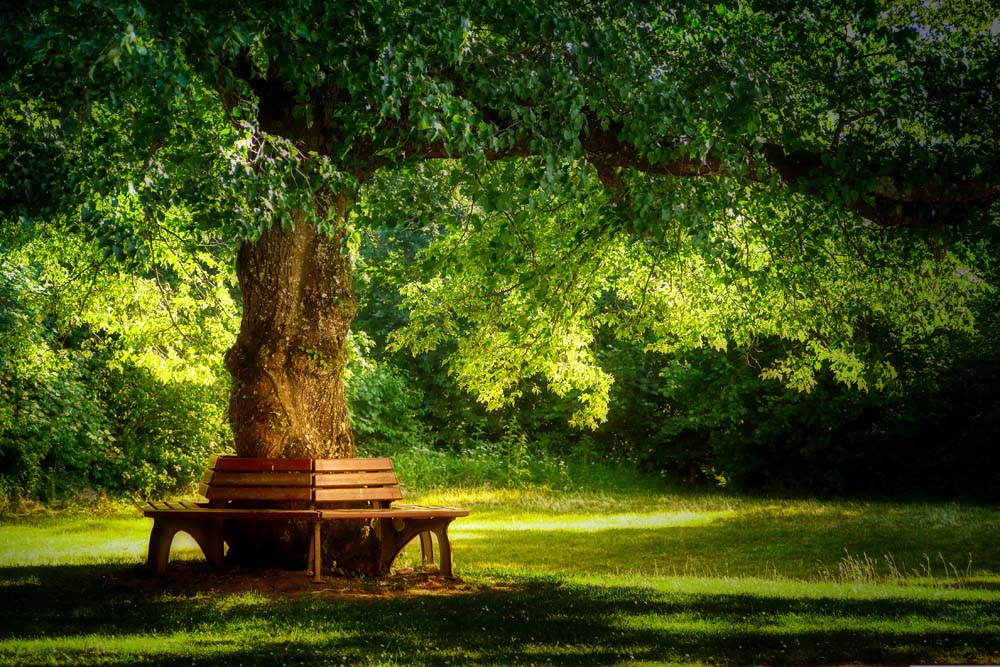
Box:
243, 74, 998, 229
760, 143, 999, 228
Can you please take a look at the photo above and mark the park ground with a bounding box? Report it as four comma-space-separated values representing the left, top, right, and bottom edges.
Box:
1, 484, 999, 666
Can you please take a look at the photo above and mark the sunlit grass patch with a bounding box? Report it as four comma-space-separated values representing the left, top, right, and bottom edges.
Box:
0, 516, 200, 567
561, 570, 1000, 602
438, 491, 1000, 582
1, 488, 999, 666
411, 486, 696, 513
0, 517, 148, 566
0, 632, 235, 665
455, 509, 734, 533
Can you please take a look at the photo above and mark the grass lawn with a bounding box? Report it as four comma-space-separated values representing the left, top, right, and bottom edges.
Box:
1, 487, 999, 666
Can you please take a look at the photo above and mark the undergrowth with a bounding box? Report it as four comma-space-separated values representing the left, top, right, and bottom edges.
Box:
364, 442, 668, 495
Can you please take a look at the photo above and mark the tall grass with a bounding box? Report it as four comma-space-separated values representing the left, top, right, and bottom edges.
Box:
823, 549, 976, 586
377, 442, 666, 495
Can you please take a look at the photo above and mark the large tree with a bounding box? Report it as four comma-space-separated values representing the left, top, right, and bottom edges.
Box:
3, 0, 998, 572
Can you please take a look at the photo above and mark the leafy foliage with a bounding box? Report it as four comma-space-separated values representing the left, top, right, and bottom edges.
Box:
2, 1, 999, 499
0, 208, 235, 500
346, 332, 428, 454
361, 160, 990, 427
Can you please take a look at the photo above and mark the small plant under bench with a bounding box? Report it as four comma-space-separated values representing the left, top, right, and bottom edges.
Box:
140, 455, 469, 580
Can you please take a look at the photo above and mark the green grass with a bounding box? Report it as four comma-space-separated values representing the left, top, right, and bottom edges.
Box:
1, 487, 999, 666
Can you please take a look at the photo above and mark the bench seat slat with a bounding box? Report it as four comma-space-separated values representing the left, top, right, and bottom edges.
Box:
387, 504, 470, 516
205, 486, 313, 502
313, 472, 399, 488
143, 506, 469, 520
143, 507, 320, 520
212, 457, 312, 472
313, 458, 393, 472
314, 487, 403, 503
210, 471, 313, 487
319, 505, 470, 519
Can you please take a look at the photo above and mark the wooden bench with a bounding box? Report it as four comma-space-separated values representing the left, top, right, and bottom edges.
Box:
140, 455, 469, 580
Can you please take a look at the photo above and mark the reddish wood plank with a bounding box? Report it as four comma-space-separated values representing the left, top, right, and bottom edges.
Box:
210, 471, 313, 487
313, 487, 403, 503
312, 472, 399, 488
143, 508, 321, 520
393, 503, 470, 516
313, 458, 393, 472
204, 486, 312, 502
317, 506, 469, 519
212, 457, 312, 472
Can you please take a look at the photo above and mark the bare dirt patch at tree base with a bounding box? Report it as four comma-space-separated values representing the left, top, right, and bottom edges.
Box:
123, 561, 488, 600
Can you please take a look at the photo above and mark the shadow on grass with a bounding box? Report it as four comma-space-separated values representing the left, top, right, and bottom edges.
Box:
1, 563, 998, 666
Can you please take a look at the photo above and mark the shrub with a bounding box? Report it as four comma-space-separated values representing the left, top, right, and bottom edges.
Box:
0, 260, 230, 501
346, 334, 428, 452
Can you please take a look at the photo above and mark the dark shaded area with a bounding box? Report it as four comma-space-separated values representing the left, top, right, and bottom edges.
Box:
1, 563, 998, 666
603, 332, 1000, 502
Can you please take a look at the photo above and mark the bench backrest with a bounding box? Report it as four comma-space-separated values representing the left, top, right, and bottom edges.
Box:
199, 455, 403, 507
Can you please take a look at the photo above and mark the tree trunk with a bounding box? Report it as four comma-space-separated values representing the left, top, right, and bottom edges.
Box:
222, 192, 380, 575
225, 195, 355, 460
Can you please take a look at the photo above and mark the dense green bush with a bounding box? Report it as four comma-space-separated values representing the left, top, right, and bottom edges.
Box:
0, 258, 230, 502
0, 352, 110, 501
592, 327, 1000, 501
0, 358, 229, 502
94, 362, 229, 498
0, 263, 104, 500
346, 335, 428, 453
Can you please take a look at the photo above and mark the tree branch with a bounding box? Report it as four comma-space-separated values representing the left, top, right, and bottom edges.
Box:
243, 76, 998, 231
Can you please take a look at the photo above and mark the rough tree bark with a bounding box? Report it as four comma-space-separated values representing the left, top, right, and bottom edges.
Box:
222, 192, 380, 575
225, 196, 355, 461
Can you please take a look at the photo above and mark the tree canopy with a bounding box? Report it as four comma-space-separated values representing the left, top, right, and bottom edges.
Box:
3, 0, 999, 427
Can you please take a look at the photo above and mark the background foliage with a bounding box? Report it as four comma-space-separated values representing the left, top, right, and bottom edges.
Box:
0, 226, 234, 501
2, 185, 999, 503
2, 0, 999, 503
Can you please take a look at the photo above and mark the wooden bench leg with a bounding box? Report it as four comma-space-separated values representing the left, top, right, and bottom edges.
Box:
146, 518, 225, 573
377, 518, 457, 577
310, 521, 322, 583
147, 519, 173, 574
420, 531, 434, 566
432, 524, 454, 578
203, 519, 225, 568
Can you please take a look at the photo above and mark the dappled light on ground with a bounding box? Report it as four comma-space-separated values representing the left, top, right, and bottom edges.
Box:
0, 564, 998, 666
458, 509, 734, 532
1, 490, 999, 665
